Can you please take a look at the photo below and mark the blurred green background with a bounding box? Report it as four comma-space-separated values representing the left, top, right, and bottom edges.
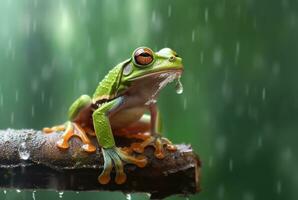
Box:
0, 0, 297, 199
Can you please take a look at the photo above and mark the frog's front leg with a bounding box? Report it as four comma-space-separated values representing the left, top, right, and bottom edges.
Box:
93, 97, 147, 185
43, 95, 96, 153
131, 103, 177, 159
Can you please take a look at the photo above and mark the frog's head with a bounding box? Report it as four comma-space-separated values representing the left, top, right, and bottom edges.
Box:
120, 47, 183, 94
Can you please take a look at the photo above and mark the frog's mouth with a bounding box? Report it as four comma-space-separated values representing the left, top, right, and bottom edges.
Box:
129, 67, 183, 81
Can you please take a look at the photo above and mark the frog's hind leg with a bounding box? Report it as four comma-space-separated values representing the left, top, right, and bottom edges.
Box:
130, 104, 177, 159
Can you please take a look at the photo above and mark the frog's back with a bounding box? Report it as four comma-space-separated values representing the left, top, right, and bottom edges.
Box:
93, 64, 123, 101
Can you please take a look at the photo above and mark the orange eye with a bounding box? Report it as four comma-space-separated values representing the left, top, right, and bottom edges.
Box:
133, 47, 154, 66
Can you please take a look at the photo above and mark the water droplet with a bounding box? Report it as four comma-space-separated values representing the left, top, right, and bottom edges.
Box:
276, 180, 282, 194
0, 94, 3, 107
10, 112, 14, 125
16, 189, 21, 193
229, 159, 233, 172
152, 10, 156, 23
32, 190, 36, 200
262, 88, 266, 100
168, 5, 172, 17
175, 77, 183, 94
125, 193, 131, 200
191, 30, 195, 42
200, 51, 204, 64
41, 91, 45, 104
31, 105, 35, 117
19, 142, 30, 160
15, 90, 19, 102
235, 41, 240, 64
183, 98, 187, 110
204, 7, 209, 23
59, 191, 64, 198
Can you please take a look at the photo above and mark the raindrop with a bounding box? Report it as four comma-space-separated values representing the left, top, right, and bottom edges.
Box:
168, 5, 172, 17
200, 51, 204, 64
175, 77, 183, 94
152, 10, 156, 23
262, 88, 266, 100
15, 90, 19, 102
213, 47, 222, 65
58, 191, 64, 198
0, 94, 3, 107
235, 41, 240, 64
41, 91, 45, 104
191, 30, 195, 42
183, 97, 187, 110
125, 193, 131, 200
204, 8, 209, 23
229, 159, 233, 172
276, 180, 282, 194
31, 105, 35, 117
10, 112, 14, 125
19, 142, 30, 160
32, 190, 36, 200
16, 189, 21, 193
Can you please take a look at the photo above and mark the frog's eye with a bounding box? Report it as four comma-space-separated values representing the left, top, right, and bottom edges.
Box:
133, 47, 154, 67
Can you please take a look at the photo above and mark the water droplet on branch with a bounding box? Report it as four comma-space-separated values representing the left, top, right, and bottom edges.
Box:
125, 193, 131, 200
18, 142, 30, 160
58, 191, 64, 198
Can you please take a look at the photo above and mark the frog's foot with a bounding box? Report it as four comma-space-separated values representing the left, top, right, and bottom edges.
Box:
131, 135, 177, 159
43, 125, 66, 133
98, 147, 147, 185
47, 122, 96, 153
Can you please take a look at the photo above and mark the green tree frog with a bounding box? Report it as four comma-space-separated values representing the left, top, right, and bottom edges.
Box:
43, 47, 183, 185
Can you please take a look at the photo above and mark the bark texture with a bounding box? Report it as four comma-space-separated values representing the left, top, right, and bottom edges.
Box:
0, 129, 201, 199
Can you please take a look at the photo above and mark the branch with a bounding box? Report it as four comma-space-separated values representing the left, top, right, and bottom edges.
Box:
0, 129, 201, 199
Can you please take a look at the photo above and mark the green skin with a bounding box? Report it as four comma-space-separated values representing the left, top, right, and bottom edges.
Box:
45, 47, 183, 184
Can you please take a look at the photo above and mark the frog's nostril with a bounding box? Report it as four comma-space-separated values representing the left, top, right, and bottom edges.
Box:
169, 56, 176, 62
